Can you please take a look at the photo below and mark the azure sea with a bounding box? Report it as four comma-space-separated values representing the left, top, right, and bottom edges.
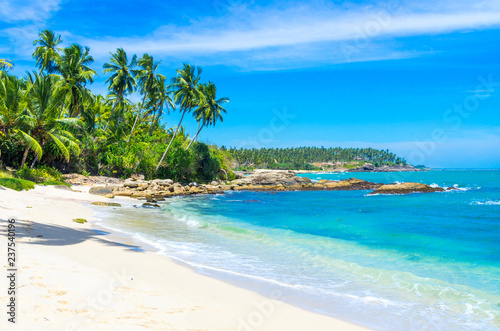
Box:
93, 169, 500, 330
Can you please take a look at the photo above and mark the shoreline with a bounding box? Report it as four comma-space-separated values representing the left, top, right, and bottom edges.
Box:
0, 185, 370, 330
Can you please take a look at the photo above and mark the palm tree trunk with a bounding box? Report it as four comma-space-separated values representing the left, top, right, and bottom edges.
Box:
30, 155, 38, 169
155, 109, 186, 171
21, 146, 30, 167
128, 94, 147, 142
186, 122, 203, 150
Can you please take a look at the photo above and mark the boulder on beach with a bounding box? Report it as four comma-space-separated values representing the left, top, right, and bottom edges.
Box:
89, 187, 113, 196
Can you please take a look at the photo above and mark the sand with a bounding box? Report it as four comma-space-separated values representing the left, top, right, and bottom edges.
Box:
0, 185, 370, 330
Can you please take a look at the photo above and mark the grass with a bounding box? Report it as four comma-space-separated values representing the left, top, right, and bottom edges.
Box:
0, 166, 71, 190
0, 178, 36, 191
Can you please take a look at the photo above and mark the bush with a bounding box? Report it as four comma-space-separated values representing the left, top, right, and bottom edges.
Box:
17, 165, 63, 183
0, 178, 35, 191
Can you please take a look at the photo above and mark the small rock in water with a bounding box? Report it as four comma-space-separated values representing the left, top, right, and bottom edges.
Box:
142, 203, 160, 208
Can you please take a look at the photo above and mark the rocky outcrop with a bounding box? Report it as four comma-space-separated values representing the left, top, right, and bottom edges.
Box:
369, 182, 445, 195
67, 169, 445, 201
227, 170, 383, 192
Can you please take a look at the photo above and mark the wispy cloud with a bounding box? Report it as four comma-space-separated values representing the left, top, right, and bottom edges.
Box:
0, 0, 63, 60
71, 0, 500, 69
0, 0, 61, 22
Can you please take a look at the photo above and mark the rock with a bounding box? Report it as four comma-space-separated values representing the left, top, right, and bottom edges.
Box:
104, 193, 115, 199
189, 182, 199, 187
124, 181, 139, 188
146, 196, 157, 203
131, 174, 145, 181
142, 203, 160, 208
106, 184, 123, 191
173, 186, 184, 194
369, 182, 445, 195
362, 163, 375, 171
89, 187, 113, 196
210, 181, 219, 185
91, 202, 121, 207
152, 179, 172, 186
114, 191, 133, 197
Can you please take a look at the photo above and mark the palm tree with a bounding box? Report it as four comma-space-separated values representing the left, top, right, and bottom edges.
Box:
186, 82, 228, 150
145, 76, 174, 135
102, 48, 137, 132
156, 63, 203, 171
55, 44, 96, 117
21, 72, 81, 167
0, 73, 41, 164
0, 59, 13, 71
32, 30, 62, 73
129, 54, 164, 139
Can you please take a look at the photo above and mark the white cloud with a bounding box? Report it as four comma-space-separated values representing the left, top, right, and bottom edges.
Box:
0, 0, 61, 22
78, 1, 500, 66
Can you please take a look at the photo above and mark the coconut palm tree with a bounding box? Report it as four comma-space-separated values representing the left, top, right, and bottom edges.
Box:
0, 73, 41, 164
156, 63, 204, 171
20, 72, 81, 167
145, 76, 174, 136
186, 82, 228, 150
32, 30, 62, 73
55, 44, 97, 117
0, 59, 13, 71
102, 48, 137, 132
129, 54, 165, 139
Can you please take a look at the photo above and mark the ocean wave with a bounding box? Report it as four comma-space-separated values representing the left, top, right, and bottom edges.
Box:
471, 200, 500, 206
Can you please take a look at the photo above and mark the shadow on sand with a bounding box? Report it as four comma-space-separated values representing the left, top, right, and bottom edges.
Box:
0, 218, 144, 252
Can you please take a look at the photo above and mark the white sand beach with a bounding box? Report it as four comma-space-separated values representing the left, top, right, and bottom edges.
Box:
0, 185, 369, 331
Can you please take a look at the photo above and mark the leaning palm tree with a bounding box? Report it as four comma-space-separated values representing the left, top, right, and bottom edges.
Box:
129, 54, 165, 139
55, 44, 96, 117
32, 30, 63, 73
102, 48, 137, 132
20, 72, 81, 167
186, 82, 228, 150
156, 63, 204, 171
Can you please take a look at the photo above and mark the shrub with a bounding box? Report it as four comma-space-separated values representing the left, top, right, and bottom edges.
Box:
17, 165, 63, 183
0, 178, 35, 191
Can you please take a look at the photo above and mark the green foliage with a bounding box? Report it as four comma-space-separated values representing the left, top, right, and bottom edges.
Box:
17, 165, 63, 183
229, 147, 407, 170
0, 177, 35, 191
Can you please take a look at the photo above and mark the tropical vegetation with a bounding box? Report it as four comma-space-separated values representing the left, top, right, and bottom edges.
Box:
227, 146, 408, 170
0, 30, 233, 183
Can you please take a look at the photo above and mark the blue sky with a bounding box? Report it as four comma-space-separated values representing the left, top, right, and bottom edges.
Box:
1, 0, 499, 168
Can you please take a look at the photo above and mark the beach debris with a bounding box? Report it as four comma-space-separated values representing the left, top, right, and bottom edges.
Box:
91, 202, 121, 207
72, 218, 87, 224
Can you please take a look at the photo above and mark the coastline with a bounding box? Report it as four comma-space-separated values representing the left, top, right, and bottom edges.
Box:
0, 185, 369, 330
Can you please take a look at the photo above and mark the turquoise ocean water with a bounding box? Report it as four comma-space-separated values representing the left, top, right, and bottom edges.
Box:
92, 170, 500, 330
